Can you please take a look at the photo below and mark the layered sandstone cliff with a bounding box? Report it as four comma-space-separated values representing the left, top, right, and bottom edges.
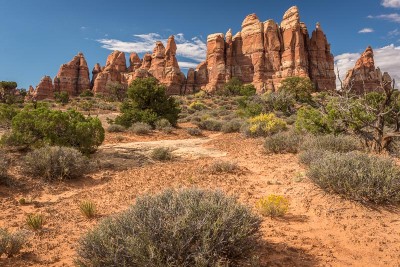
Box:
343, 46, 392, 93
27, 76, 54, 100
193, 6, 336, 92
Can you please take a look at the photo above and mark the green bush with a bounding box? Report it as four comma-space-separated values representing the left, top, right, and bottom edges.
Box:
76, 189, 261, 267
196, 119, 223, 131
107, 124, 125, 133
300, 134, 361, 153
23, 146, 89, 181
154, 118, 173, 134
0, 150, 8, 183
0, 104, 19, 127
128, 122, 152, 135
115, 78, 180, 127
151, 147, 173, 161
2, 106, 104, 154
189, 101, 207, 111
0, 228, 26, 257
54, 91, 70, 104
279, 77, 314, 103
295, 106, 332, 135
220, 78, 256, 96
264, 131, 304, 154
242, 113, 287, 137
221, 119, 243, 133
298, 149, 328, 166
80, 89, 94, 98
307, 151, 400, 203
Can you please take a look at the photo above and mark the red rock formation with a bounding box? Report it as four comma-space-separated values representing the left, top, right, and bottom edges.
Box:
54, 52, 91, 96
92, 35, 185, 95
193, 6, 336, 92
343, 46, 391, 93
27, 76, 54, 100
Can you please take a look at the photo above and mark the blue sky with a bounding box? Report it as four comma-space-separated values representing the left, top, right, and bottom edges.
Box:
1, 0, 400, 89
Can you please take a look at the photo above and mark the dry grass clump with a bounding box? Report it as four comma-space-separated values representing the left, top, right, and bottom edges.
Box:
107, 124, 125, 133
23, 146, 89, 181
128, 122, 152, 135
151, 147, 173, 161
76, 189, 261, 267
264, 131, 303, 154
221, 119, 243, 133
196, 119, 223, 131
257, 195, 289, 217
210, 160, 239, 173
26, 214, 44, 230
187, 127, 202, 136
0, 228, 26, 258
306, 151, 400, 204
79, 200, 97, 219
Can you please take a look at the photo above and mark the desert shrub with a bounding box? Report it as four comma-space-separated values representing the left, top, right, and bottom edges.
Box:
257, 195, 289, 217
220, 77, 256, 96
0, 228, 26, 257
264, 90, 296, 115
80, 89, 94, 97
307, 151, 400, 203
189, 101, 207, 111
23, 146, 89, 181
2, 106, 104, 154
196, 118, 223, 131
0, 104, 19, 127
79, 200, 96, 219
115, 78, 180, 127
295, 106, 332, 135
76, 189, 261, 267
242, 113, 287, 137
0, 150, 8, 183
155, 118, 172, 129
187, 127, 202, 136
151, 147, 173, 161
298, 149, 328, 166
264, 131, 304, 154
107, 124, 125, 133
210, 160, 238, 173
26, 214, 44, 230
54, 91, 70, 104
279, 77, 314, 103
128, 122, 152, 135
221, 119, 243, 133
300, 134, 361, 153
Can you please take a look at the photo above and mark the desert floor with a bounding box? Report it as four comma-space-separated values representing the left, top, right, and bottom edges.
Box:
1, 123, 399, 267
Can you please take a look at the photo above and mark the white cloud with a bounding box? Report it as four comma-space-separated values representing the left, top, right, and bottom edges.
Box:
382, 0, 400, 8
368, 13, 400, 23
388, 28, 400, 36
178, 61, 199, 69
358, 28, 374, 33
97, 33, 206, 66
335, 44, 400, 88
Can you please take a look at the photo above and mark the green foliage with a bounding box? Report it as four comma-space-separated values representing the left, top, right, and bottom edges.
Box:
257, 195, 289, 217
242, 113, 287, 137
196, 118, 223, 131
106, 82, 127, 102
189, 101, 207, 111
79, 200, 97, 219
307, 151, 400, 204
300, 134, 361, 153
76, 189, 261, 267
264, 131, 304, 154
23, 146, 89, 181
209, 160, 239, 173
80, 89, 94, 97
220, 78, 256, 96
54, 91, 70, 104
151, 147, 173, 161
279, 77, 314, 103
295, 106, 332, 134
128, 122, 152, 135
115, 78, 180, 127
2, 106, 104, 154
0, 81, 18, 104
0, 228, 26, 257
0, 150, 8, 184
155, 118, 172, 130
0, 103, 19, 127
26, 214, 44, 230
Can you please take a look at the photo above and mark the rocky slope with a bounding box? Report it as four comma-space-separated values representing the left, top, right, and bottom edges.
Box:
193, 6, 336, 93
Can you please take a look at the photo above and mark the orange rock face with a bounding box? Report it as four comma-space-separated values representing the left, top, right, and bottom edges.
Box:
193, 6, 336, 92
27, 76, 54, 100
343, 46, 392, 93
53, 52, 91, 96
92, 35, 185, 95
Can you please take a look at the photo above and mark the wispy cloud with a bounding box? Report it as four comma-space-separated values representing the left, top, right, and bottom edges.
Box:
382, 0, 400, 8
368, 13, 400, 23
388, 28, 400, 36
80, 26, 87, 31
358, 28, 374, 33
335, 44, 400, 88
97, 33, 206, 69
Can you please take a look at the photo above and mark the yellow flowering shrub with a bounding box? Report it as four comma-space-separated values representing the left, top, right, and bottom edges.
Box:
256, 195, 289, 217
244, 113, 287, 137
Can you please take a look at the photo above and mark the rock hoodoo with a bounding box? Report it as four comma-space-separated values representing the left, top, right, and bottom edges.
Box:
27, 76, 54, 100
193, 6, 336, 93
343, 46, 392, 93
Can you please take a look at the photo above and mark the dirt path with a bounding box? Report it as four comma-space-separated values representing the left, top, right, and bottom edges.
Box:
1, 133, 399, 266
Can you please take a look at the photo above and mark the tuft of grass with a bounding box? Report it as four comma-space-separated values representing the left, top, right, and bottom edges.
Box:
79, 200, 96, 219
26, 214, 44, 230
257, 195, 289, 217
76, 188, 261, 267
0, 228, 26, 258
210, 160, 239, 173
151, 147, 173, 161
128, 122, 152, 135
